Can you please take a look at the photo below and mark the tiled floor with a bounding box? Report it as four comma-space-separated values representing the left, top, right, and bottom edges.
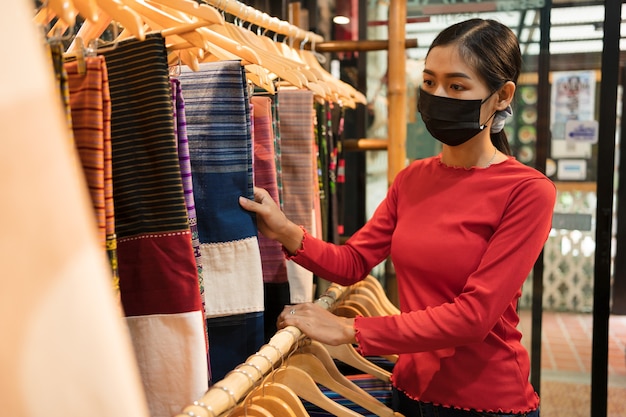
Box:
518, 310, 626, 416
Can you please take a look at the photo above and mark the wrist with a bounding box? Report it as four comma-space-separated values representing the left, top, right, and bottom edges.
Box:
279, 222, 305, 255
343, 318, 357, 344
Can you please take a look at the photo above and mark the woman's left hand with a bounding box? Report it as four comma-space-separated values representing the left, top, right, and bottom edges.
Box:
277, 303, 357, 346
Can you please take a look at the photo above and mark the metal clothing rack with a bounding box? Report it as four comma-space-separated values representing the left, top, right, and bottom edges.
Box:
174, 283, 349, 417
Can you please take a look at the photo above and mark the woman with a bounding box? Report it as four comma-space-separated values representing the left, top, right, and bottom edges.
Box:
239, 18, 555, 417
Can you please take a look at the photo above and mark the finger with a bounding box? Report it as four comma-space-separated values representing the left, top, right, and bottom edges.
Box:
238, 195, 259, 211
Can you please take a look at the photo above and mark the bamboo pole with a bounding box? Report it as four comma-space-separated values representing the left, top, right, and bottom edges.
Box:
314, 38, 417, 52
387, 0, 407, 185
343, 138, 388, 151
174, 285, 349, 417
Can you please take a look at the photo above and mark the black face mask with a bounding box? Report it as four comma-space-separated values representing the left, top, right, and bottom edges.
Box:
417, 88, 496, 146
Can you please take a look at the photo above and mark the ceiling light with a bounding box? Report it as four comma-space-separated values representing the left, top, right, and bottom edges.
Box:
333, 16, 350, 25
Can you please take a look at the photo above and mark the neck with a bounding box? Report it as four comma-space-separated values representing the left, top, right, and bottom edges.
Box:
441, 141, 498, 169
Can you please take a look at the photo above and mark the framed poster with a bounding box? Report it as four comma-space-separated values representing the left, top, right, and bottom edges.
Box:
550, 70, 596, 158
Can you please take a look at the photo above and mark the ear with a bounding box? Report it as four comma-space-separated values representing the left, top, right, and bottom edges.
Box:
496, 81, 516, 110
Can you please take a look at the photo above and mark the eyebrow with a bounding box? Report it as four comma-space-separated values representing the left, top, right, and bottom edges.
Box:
423, 69, 472, 79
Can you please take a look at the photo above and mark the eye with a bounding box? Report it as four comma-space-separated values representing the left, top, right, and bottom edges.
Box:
422, 79, 434, 87
450, 83, 465, 91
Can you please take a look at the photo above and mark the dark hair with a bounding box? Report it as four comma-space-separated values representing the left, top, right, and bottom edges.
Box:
427, 18, 522, 155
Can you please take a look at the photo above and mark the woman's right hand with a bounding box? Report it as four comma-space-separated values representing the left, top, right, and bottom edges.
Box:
239, 187, 304, 254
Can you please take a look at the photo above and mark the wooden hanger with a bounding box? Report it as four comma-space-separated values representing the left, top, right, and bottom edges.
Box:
121, 0, 208, 48
163, 20, 273, 91
333, 304, 362, 318
145, 1, 263, 66
63, 0, 146, 53
359, 276, 401, 315
117, 0, 264, 73
202, 0, 322, 45
206, 2, 332, 93
320, 342, 392, 383
228, 403, 273, 417
145, 0, 224, 26
73, 0, 99, 22
249, 382, 309, 417
349, 285, 399, 316
338, 299, 371, 317
243, 15, 331, 100
47, 0, 78, 26
295, 341, 400, 416
249, 395, 298, 417
272, 366, 364, 417
209, 22, 305, 89
345, 293, 388, 317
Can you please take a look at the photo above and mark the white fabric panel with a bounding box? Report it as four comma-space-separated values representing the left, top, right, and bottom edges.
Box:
200, 237, 264, 317
126, 312, 208, 417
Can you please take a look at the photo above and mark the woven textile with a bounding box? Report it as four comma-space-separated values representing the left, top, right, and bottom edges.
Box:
171, 78, 205, 312
178, 60, 263, 317
277, 89, 316, 303
104, 34, 208, 417
65, 55, 118, 291
64, 56, 116, 255
251, 96, 288, 285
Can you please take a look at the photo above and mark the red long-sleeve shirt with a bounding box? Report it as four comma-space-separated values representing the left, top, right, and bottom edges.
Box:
288, 155, 556, 413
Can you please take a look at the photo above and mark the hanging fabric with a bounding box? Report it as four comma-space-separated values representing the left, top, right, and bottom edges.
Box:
250, 95, 291, 340
277, 89, 316, 303
177, 60, 264, 381
170, 77, 210, 380
103, 33, 208, 417
64, 55, 119, 291
170, 77, 206, 324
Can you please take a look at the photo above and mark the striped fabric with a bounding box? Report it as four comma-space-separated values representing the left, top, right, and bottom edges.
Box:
251, 96, 288, 285
271, 94, 284, 209
277, 89, 316, 303
177, 60, 263, 317
103, 33, 208, 417
64, 56, 119, 292
251, 96, 291, 341
171, 78, 205, 315
65, 57, 111, 244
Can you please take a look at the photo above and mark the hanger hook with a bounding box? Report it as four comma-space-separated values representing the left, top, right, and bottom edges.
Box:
214, 384, 237, 408
300, 35, 309, 50
260, 14, 270, 37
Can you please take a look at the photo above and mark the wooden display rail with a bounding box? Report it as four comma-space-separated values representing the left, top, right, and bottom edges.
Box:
175, 284, 349, 417
314, 39, 418, 53
343, 138, 389, 151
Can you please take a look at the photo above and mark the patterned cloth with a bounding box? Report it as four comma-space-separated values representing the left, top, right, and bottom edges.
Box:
177, 60, 263, 317
251, 95, 291, 341
103, 33, 208, 417
251, 96, 288, 285
64, 56, 118, 291
277, 89, 316, 303
171, 78, 205, 316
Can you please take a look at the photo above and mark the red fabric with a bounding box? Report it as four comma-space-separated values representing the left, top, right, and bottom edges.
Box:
118, 232, 203, 316
288, 155, 556, 414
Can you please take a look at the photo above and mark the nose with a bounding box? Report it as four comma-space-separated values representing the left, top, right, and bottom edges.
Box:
432, 85, 447, 97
